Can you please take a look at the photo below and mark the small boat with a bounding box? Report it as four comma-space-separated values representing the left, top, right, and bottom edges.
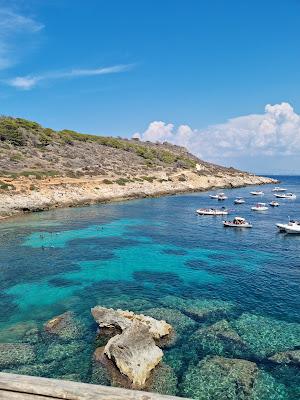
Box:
272, 187, 287, 192
196, 208, 229, 216
250, 191, 264, 195
223, 217, 252, 228
209, 192, 228, 200
251, 203, 268, 212
276, 220, 300, 234
217, 194, 228, 201
234, 197, 245, 204
269, 201, 280, 207
274, 193, 297, 199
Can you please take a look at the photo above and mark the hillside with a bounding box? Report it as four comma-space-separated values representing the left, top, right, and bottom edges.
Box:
0, 116, 276, 218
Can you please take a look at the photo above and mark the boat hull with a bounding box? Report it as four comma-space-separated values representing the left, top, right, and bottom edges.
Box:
223, 221, 252, 228
197, 209, 228, 216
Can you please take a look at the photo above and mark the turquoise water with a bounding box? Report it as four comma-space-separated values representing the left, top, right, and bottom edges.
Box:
0, 176, 299, 399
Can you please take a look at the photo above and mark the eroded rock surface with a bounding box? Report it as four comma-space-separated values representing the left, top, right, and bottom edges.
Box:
104, 321, 163, 388
91, 306, 172, 340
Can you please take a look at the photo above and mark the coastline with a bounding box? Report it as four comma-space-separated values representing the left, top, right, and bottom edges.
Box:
0, 170, 277, 220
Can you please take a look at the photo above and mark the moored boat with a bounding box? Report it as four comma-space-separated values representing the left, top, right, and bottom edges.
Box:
274, 192, 296, 199
209, 192, 228, 200
269, 201, 279, 207
250, 191, 264, 195
272, 187, 287, 192
251, 202, 268, 211
223, 217, 252, 228
197, 208, 229, 216
276, 220, 300, 234
234, 197, 245, 204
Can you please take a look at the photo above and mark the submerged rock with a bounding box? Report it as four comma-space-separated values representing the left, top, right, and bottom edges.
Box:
233, 313, 300, 359
268, 350, 300, 366
91, 306, 172, 340
43, 341, 85, 362
0, 343, 35, 368
160, 295, 234, 322
182, 356, 258, 399
104, 320, 163, 389
191, 319, 246, 357
145, 362, 178, 396
182, 355, 288, 400
44, 311, 85, 340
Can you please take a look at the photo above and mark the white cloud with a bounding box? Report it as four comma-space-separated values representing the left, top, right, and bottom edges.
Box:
134, 103, 300, 162
0, 8, 43, 70
5, 64, 133, 90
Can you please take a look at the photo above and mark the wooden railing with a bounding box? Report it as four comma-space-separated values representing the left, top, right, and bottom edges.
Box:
0, 372, 189, 400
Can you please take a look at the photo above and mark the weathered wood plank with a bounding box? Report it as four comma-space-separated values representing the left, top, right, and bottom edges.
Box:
0, 390, 54, 400
0, 373, 189, 400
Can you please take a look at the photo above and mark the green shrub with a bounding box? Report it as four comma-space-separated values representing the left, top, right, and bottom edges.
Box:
0, 180, 14, 190
115, 178, 129, 186
102, 179, 113, 184
141, 176, 156, 182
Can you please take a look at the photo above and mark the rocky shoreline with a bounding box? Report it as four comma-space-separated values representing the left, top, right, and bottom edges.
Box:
0, 170, 277, 220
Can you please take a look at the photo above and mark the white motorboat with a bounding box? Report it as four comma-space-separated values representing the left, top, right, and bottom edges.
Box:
234, 197, 245, 204
250, 191, 264, 195
251, 202, 268, 212
269, 201, 279, 207
274, 193, 296, 200
223, 217, 252, 228
276, 220, 300, 234
209, 192, 228, 200
272, 187, 287, 192
197, 208, 229, 216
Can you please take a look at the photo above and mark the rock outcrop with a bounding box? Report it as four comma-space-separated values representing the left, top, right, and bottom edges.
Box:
105, 321, 163, 388
91, 306, 172, 340
91, 306, 173, 389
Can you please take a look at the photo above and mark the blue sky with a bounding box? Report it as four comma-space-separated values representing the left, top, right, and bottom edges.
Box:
1, 0, 300, 173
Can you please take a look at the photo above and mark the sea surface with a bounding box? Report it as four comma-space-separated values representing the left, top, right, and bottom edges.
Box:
0, 176, 299, 399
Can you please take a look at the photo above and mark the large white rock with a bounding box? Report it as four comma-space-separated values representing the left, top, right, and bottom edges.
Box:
91, 306, 172, 339
104, 320, 163, 388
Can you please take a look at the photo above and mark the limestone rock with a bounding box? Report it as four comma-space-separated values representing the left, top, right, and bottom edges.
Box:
91, 306, 172, 340
104, 320, 163, 388
44, 311, 85, 340
268, 350, 300, 366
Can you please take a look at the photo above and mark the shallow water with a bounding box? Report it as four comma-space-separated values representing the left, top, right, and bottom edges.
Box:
0, 176, 299, 399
